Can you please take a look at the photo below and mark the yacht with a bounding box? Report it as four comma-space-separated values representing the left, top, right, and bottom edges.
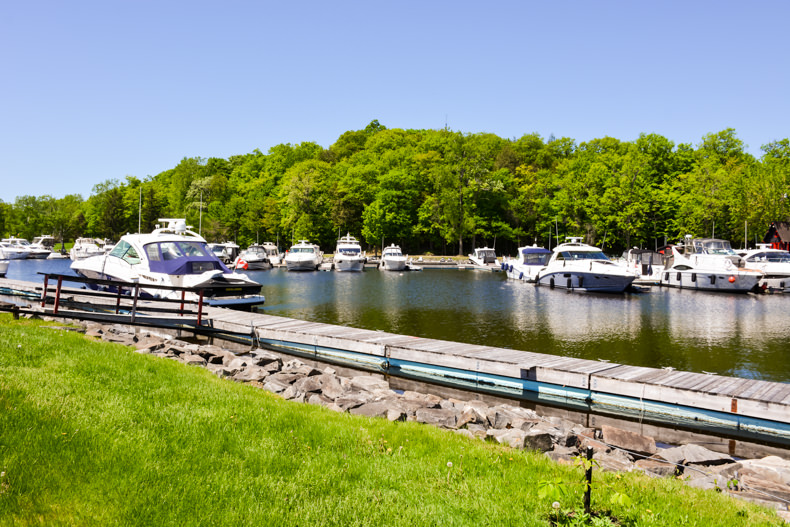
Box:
468, 247, 499, 267
2, 237, 50, 259
262, 242, 283, 265
0, 240, 30, 259
737, 244, 790, 292
621, 248, 665, 285
31, 235, 66, 258
0, 246, 9, 277
536, 237, 636, 293
502, 245, 552, 282
234, 244, 272, 270
380, 244, 407, 271
333, 234, 366, 272
70, 238, 106, 260
660, 236, 762, 293
207, 242, 240, 264
70, 219, 265, 310
284, 240, 323, 271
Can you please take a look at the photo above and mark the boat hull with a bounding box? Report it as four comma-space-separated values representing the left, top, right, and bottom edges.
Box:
660, 269, 762, 293
536, 271, 635, 293
0, 260, 8, 277
334, 257, 365, 272
381, 257, 406, 271
504, 262, 544, 283
285, 259, 320, 271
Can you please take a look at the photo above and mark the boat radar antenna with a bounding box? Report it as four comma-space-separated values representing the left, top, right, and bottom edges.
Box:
157, 218, 190, 235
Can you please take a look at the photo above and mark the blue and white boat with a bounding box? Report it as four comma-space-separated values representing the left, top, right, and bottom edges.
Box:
502, 245, 552, 282
536, 238, 636, 293
70, 219, 265, 309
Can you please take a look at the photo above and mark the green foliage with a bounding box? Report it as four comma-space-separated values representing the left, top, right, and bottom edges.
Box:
3, 124, 790, 255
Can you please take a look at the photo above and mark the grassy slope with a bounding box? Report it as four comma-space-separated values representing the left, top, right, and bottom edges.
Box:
0, 314, 782, 526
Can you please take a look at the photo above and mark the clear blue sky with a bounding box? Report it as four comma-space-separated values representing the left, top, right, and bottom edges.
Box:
1, 1, 788, 203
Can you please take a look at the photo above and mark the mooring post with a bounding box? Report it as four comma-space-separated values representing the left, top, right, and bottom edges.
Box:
41, 275, 49, 308
179, 290, 186, 317
196, 289, 204, 326
53, 276, 63, 315
583, 445, 593, 515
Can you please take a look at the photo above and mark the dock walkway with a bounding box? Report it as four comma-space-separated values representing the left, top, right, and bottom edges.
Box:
1, 276, 788, 444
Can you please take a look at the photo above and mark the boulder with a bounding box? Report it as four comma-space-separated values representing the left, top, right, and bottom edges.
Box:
656, 444, 732, 466
351, 402, 407, 422
292, 376, 325, 394
594, 450, 636, 473
317, 374, 346, 400
250, 348, 283, 367
349, 376, 390, 393
262, 378, 291, 394
414, 408, 460, 429
487, 428, 527, 449
635, 458, 678, 477
601, 425, 656, 456
232, 366, 270, 383
522, 430, 555, 452
265, 372, 305, 386
180, 354, 207, 367
739, 456, 790, 486
335, 392, 372, 411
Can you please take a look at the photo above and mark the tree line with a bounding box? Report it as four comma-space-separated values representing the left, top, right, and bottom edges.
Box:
2, 121, 789, 256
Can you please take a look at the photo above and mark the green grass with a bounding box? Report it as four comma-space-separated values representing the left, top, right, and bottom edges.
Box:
0, 314, 783, 526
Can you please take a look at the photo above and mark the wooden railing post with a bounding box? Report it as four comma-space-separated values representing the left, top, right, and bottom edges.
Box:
41, 275, 49, 308
196, 289, 204, 326
53, 276, 63, 315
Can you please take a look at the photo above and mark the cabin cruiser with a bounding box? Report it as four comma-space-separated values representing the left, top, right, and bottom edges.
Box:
0, 246, 9, 277
660, 236, 762, 293
70, 219, 265, 310
31, 235, 65, 258
380, 244, 407, 271
333, 234, 366, 272
468, 247, 499, 267
262, 242, 283, 265
621, 248, 665, 285
0, 240, 31, 259
234, 244, 272, 270
284, 240, 323, 271
502, 245, 552, 282
2, 237, 50, 259
70, 238, 108, 260
207, 242, 240, 264
737, 244, 790, 292
536, 238, 636, 293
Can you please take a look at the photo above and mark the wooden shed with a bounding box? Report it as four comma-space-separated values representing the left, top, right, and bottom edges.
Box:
763, 222, 790, 250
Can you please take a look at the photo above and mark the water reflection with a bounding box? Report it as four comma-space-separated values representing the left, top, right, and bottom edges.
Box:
6, 260, 790, 383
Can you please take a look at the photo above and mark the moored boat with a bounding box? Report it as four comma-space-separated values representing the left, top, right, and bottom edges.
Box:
262, 242, 283, 266
70, 238, 106, 260
536, 237, 636, 293
333, 234, 365, 272
502, 245, 552, 282
380, 244, 407, 271
70, 219, 265, 309
234, 244, 272, 270
0, 246, 8, 277
660, 236, 762, 293
621, 248, 665, 285
0, 240, 30, 260
284, 240, 323, 271
737, 244, 790, 293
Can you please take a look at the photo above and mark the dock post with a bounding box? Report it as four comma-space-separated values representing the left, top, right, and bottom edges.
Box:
196, 290, 204, 326
130, 280, 140, 324
179, 290, 186, 317
53, 276, 63, 315
41, 275, 49, 308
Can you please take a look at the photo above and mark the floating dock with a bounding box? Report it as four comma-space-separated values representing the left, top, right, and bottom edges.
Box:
1, 276, 789, 446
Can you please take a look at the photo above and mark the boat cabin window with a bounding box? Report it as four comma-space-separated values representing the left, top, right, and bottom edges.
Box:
338, 247, 361, 255
291, 247, 315, 254
558, 250, 608, 261
110, 240, 141, 265
747, 251, 790, 263
385, 249, 402, 256
522, 253, 551, 265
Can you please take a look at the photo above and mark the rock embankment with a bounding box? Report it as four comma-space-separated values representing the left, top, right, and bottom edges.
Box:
60, 321, 790, 519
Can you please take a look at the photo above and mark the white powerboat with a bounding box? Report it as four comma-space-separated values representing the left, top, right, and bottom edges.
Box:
2, 237, 50, 259
621, 248, 665, 285
234, 244, 272, 270
0, 246, 8, 277
0, 241, 30, 260
70, 219, 265, 309
70, 238, 106, 260
536, 237, 636, 293
284, 240, 323, 271
737, 244, 790, 292
31, 235, 66, 259
502, 245, 552, 282
660, 236, 762, 293
262, 242, 283, 265
333, 234, 365, 272
380, 244, 407, 271
468, 247, 499, 267
207, 242, 240, 264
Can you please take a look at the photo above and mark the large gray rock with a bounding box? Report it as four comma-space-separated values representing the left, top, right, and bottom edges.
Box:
487, 428, 527, 449
262, 378, 291, 394
414, 408, 459, 429
250, 348, 283, 367
351, 402, 406, 422
349, 376, 390, 393
266, 372, 306, 386
282, 360, 321, 377
180, 354, 207, 367
292, 376, 325, 394
232, 366, 270, 383
739, 456, 790, 486
523, 430, 554, 452
656, 444, 732, 466
601, 425, 656, 456
635, 458, 678, 477
317, 374, 346, 400
335, 392, 372, 411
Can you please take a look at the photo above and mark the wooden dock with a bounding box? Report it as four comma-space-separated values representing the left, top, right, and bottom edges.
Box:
2, 276, 789, 444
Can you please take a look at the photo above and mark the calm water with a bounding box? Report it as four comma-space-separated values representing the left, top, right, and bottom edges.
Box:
7, 259, 790, 383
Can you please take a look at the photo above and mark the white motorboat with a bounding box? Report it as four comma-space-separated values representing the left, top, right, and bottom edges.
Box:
207, 242, 240, 264
0, 246, 8, 277
70, 238, 106, 260
621, 248, 665, 285
284, 240, 323, 271
536, 237, 636, 293
70, 219, 265, 309
31, 235, 66, 258
380, 244, 407, 271
737, 244, 790, 293
262, 241, 283, 265
0, 241, 30, 260
333, 234, 366, 272
660, 236, 763, 293
502, 245, 552, 282
468, 247, 499, 267
234, 244, 272, 270
2, 237, 50, 259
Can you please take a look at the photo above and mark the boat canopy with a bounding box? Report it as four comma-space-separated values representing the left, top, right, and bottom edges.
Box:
136, 240, 229, 274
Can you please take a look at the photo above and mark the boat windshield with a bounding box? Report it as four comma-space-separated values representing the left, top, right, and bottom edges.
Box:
557, 250, 609, 261
746, 252, 790, 263
522, 253, 551, 265
385, 249, 402, 257
338, 247, 361, 255
291, 247, 315, 254
694, 240, 736, 255
142, 241, 228, 274
109, 240, 141, 265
